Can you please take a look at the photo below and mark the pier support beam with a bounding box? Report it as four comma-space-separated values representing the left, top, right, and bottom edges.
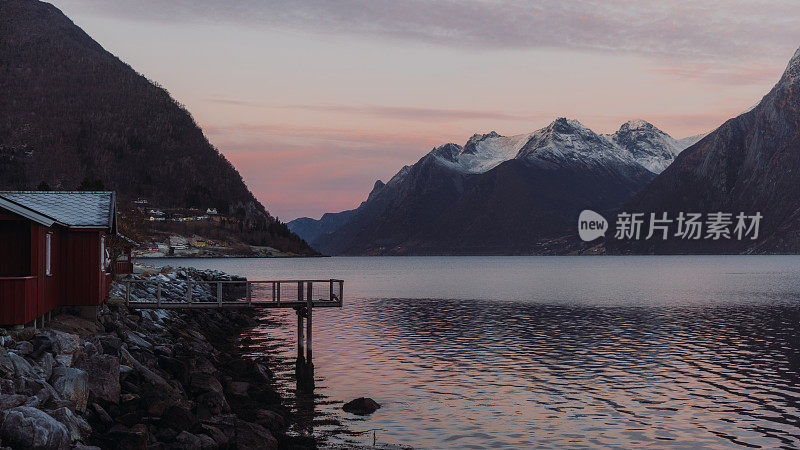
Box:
306, 282, 313, 362
296, 309, 305, 361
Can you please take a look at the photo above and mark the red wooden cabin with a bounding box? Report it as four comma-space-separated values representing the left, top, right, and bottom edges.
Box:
0, 191, 116, 326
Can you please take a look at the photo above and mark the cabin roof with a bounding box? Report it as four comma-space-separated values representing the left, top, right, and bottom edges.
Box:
0, 191, 116, 231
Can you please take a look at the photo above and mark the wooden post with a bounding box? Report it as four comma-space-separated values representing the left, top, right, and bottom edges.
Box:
246, 282, 252, 305
297, 281, 303, 302
125, 280, 131, 306
271, 282, 276, 302
339, 280, 344, 305
186, 282, 192, 304
329, 280, 334, 301
276, 282, 281, 305
297, 310, 305, 359
306, 283, 313, 361
157, 282, 162, 307
217, 282, 223, 306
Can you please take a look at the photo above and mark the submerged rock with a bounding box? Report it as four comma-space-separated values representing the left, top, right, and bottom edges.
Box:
342, 397, 381, 415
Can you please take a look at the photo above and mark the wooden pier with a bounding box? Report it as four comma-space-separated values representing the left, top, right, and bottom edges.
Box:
109, 278, 343, 364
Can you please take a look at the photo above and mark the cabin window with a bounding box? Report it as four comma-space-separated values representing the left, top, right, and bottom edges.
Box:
100, 235, 105, 271
45, 233, 52, 276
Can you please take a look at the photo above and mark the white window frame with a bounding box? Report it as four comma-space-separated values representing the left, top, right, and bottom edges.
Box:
100, 235, 105, 272
45, 233, 52, 276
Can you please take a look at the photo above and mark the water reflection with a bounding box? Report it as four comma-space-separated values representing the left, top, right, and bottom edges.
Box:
259, 299, 800, 447
145, 256, 800, 447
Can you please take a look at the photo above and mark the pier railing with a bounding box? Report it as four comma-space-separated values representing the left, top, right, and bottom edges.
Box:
113, 278, 344, 310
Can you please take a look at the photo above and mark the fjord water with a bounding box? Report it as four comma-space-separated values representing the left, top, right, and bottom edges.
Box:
147, 256, 800, 448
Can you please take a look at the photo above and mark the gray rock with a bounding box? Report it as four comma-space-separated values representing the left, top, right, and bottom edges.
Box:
9, 352, 39, 379
124, 332, 152, 350
233, 419, 277, 450
74, 355, 120, 404
190, 373, 223, 394
95, 335, 122, 356
0, 378, 14, 395
33, 352, 54, 381
0, 347, 14, 378
119, 364, 134, 381
90, 403, 112, 425
30, 333, 55, 359
48, 406, 91, 443
174, 431, 202, 448
0, 394, 27, 410
12, 341, 33, 356
47, 331, 83, 365
253, 409, 286, 433
197, 433, 217, 449
49, 367, 88, 412
0, 406, 69, 449
200, 424, 228, 447
342, 397, 381, 415
83, 341, 99, 358
23, 382, 62, 409
104, 423, 148, 449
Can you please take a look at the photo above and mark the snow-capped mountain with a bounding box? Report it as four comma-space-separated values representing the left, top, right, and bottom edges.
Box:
290, 117, 697, 255
606, 119, 703, 173
429, 118, 698, 176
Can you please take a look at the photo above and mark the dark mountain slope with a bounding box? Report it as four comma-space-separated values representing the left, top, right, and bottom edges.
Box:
303, 118, 658, 255
0, 0, 313, 252
611, 47, 800, 254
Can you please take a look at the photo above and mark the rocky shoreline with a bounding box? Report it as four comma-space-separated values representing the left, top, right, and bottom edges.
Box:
0, 267, 313, 449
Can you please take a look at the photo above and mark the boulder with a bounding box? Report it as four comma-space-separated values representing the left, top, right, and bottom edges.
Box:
233, 419, 277, 450
224, 380, 250, 399
104, 423, 148, 450
48, 406, 92, 443
12, 340, 34, 356
118, 365, 133, 382
9, 352, 39, 380
50, 367, 89, 412
23, 382, 62, 409
74, 354, 120, 404
0, 406, 69, 449
174, 431, 202, 448
95, 334, 122, 356
0, 393, 27, 410
197, 433, 217, 449
90, 402, 113, 426
157, 356, 188, 385
196, 390, 230, 417
47, 331, 82, 367
253, 409, 286, 432
200, 424, 228, 447
33, 352, 54, 381
159, 404, 195, 431
124, 332, 152, 350
342, 397, 381, 415
0, 347, 15, 379
190, 373, 223, 394
30, 333, 55, 359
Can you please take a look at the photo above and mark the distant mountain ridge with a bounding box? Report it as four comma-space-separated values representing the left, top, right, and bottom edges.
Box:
610, 46, 800, 254
0, 0, 314, 253
290, 118, 700, 255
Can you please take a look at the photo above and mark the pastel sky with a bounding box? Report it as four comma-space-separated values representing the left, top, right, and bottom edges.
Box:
49, 0, 800, 220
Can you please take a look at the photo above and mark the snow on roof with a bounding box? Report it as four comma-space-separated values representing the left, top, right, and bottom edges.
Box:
0, 191, 116, 230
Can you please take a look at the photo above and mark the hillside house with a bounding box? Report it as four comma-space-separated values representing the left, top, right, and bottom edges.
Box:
0, 191, 116, 326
